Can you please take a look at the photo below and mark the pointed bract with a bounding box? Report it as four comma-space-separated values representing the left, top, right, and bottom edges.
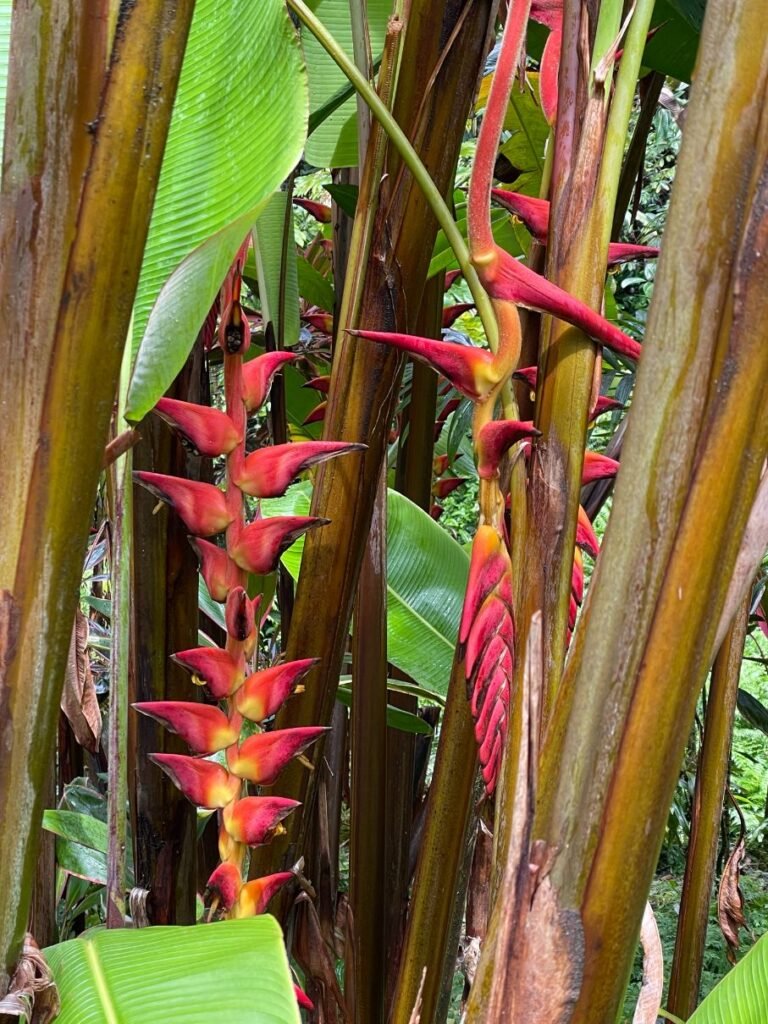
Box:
232, 872, 294, 919
230, 516, 329, 575
204, 862, 242, 913
476, 419, 539, 479
432, 477, 467, 499
582, 450, 620, 483
150, 753, 240, 808
293, 197, 332, 223
227, 726, 327, 785
242, 351, 297, 412
223, 796, 300, 846
235, 659, 318, 723
442, 302, 476, 328
135, 473, 233, 537
303, 375, 330, 394
172, 647, 246, 699
225, 586, 256, 642
294, 986, 315, 1011
154, 398, 241, 457
233, 441, 366, 499
349, 329, 500, 401
303, 311, 334, 334
303, 401, 327, 425
189, 538, 238, 603
134, 701, 239, 755
591, 395, 624, 420
576, 505, 600, 558
459, 526, 510, 646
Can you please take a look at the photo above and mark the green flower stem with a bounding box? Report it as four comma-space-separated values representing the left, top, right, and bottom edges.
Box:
286, 0, 498, 352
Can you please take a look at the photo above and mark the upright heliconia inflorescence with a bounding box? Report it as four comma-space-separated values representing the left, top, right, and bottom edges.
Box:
352, 0, 630, 795
135, 237, 362, 922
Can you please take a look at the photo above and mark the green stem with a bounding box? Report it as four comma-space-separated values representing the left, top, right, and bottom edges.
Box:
286, 0, 498, 351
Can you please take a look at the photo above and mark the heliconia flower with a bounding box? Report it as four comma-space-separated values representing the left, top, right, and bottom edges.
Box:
458, 526, 515, 795
241, 351, 297, 412
222, 796, 300, 846
233, 441, 366, 499
303, 311, 334, 334
134, 701, 239, 755
303, 375, 330, 394
235, 659, 318, 723
572, 547, 584, 605
134, 473, 233, 537
437, 397, 462, 424
478, 248, 642, 361
189, 538, 239, 603
227, 726, 327, 785
230, 516, 329, 575
153, 397, 241, 457
476, 419, 539, 479
444, 269, 462, 290
303, 401, 327, 426
582, 450, 620, 483
294, 986, 315, 1011
433, 454, 451, 476
172, 647, 246, 699
232, 872, 294, 919
442, 302, 476, 328
591, 395, 624, 419
433, 477, 467, 499
492, 189, 659, 265
349, 329, 503, 401
149, 753, 241, 808
293, 197, 332, 223
529, 0, 562, 123
512, 365, 538, 393
576, 505, 600, 559
204, 862, 242, 913
225, 587, 256, 642
568, 594, 578, 631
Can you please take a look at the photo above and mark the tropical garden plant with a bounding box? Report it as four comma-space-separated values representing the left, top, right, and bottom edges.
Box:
0, 0, 767, 1021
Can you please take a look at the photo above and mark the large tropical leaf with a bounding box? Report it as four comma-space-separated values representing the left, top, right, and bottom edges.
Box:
252, 191, 300, 350
264, 484, 468, 694
302, 0, 392, 168
125, 0, 308, 422
686, 932, 768, 1023
45, 917, 300, 1024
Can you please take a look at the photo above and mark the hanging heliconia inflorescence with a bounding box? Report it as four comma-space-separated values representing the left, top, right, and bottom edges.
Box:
134, 237, 363, 926
353, 0, 634, 794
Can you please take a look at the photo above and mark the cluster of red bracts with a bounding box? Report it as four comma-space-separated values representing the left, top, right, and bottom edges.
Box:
133, 244, 361, 966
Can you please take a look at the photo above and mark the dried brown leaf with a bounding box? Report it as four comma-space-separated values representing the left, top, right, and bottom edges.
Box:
718, 834, 748, 962
632, 902, 663, 1024
60, 610, 101, 752
0, 933, 60, 1022
293, 892, 348, 1022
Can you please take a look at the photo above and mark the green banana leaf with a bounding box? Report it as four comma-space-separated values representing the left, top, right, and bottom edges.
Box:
252, 191, 300, 350
45, 917, 300, 1024
125, 0, 308, 422
302, 0, 392, 168
264, 484, 468, 695
686, 932, 768, 1023
296, 255, 335, 313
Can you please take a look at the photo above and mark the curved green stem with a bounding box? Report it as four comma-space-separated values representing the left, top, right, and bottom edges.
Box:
287, 0, 498, 351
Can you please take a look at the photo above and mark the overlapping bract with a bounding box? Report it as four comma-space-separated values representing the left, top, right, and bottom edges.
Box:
134, 248, 362, 930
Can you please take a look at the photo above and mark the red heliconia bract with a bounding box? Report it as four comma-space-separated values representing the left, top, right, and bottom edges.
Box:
233, 441, 366, 499
476, 419, 539, 479
304, 375, 331, 394
582, 450, 621, 483
292, 196, 332, 223
149, 753, 241, 809
241, 350, 297, 412
171, 646, 246, 699
303, 401, 327, 425
303, 311, 334, 334
135, 472, 234, 537
134, 701, 239, 755
222, 796, 300, 846
294, 986, 315, 1011
136, 240, 359, 933
227, 726, 327, 785
153, 397, 241, 457
230, 515, 329, 575
432, 476, 467, 499
442, 302, 476, 328
576, 505, 600, 559
235, 659, 318, 723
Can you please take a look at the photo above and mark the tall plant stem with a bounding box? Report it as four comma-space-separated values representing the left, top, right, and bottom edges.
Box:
107, 346, 134, 928
349, 468, 388, 1024
286, 0, 498, 353
389, 659, 477, 1024
0, 0, 194, 988
534, 0, 768, 1015
667, 597, 750, 1019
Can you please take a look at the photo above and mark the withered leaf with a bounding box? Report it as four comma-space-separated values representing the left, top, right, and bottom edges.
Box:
718, 834, 748, 962
632, 902, 663, 1024
60, 610, 102, 753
